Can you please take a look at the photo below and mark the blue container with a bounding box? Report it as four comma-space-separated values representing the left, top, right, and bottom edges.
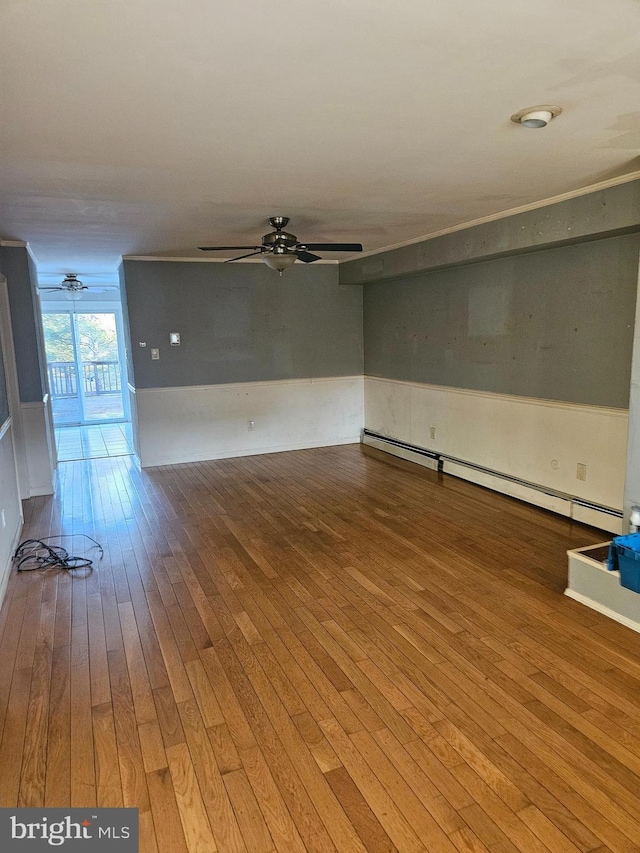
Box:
608, 533, 640, 593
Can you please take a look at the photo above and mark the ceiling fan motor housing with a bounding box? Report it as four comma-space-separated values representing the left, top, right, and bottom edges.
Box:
263, 230, 298, 250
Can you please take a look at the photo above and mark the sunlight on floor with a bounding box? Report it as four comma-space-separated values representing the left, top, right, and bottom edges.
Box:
54, 422, 134, 461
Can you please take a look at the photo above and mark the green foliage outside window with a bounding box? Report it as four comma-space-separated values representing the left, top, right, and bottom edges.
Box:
43, 313, 118, 362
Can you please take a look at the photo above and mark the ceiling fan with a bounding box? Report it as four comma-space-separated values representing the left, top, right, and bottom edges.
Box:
199, 216, 363, 274
38, 273, 119, 301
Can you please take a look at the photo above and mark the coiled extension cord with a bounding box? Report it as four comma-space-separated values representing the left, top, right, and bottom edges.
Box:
13, 534, 103, 572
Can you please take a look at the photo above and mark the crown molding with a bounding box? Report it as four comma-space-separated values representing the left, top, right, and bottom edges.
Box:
7, 170, 640, 272
0, 240, 40, 271
351, 170, 640, 262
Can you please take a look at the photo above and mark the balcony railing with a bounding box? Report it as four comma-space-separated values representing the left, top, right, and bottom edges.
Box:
48, 361, 121, 397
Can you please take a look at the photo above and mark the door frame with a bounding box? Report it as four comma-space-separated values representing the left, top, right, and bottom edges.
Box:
42, 305, 131, 426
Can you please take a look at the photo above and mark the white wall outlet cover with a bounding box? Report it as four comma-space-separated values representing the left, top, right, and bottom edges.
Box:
169, 332, 180, 346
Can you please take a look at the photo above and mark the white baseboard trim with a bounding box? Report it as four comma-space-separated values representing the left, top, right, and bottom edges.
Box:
27, 485, 56, 497
143, 435, 361, 468
0, 522, 22, 613
564, 589, 640, 635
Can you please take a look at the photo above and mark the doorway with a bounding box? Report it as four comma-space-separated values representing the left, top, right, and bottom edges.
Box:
41, 307, 133, 460
43, 309, 128, 425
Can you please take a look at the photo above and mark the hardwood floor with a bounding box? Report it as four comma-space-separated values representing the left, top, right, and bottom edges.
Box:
0, 444, 639, 853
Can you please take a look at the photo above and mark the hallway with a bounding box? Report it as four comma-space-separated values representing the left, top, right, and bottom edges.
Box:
0, 445, 638, 853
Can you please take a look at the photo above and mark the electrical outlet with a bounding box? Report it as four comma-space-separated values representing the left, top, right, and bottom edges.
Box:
1, 509, 5, 529
429, 427, 436, 440
248, 420, 255, 431
576, 463, 587, 481
151, 348, 160, 360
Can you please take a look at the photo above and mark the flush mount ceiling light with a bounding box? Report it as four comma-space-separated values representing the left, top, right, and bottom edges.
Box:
511, 104, 562, 128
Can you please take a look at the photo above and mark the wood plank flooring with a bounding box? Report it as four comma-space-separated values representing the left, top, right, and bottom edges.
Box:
1, 444, 639, 853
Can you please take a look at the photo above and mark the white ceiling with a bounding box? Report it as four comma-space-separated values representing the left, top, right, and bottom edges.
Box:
2, 0, 640, 283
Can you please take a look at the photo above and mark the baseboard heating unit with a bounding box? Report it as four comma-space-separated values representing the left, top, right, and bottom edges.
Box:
363, 429, 623, 534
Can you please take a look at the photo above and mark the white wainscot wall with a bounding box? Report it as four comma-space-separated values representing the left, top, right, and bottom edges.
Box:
0, 420, 23, 608
133, 376, 364, 467
365, 376, 628, 533
20, 395, 56, 497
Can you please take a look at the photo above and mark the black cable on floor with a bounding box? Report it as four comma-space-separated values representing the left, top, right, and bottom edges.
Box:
13, 534, 103, 573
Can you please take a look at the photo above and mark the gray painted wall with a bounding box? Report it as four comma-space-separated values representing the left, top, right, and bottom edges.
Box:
121, 260, 363, 388
364, 234, 640, 408
118, 263, 135, 387
0, 247, 46, 402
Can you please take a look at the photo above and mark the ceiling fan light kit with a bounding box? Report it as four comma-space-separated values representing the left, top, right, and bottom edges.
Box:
64, 289, 84, 302
262, 248, 297, 274
199, 216, 363, 275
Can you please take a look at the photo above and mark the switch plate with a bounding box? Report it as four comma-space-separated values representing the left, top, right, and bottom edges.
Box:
169, 332, 180, 346
248, 420, 255, 431
151, 348, 160, 360
1, 509, 5, 529
429, 427, 436, 440
576, 463, 587, 481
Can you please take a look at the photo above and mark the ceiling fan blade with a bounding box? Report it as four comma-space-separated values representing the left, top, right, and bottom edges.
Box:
224, 250, 265, 263
199, 245, 263, 251
296, 251, 322, 264
300, 243, 363, 252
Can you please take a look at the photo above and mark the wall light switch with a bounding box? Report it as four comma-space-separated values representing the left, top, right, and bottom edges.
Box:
169, 332, 180, 346
1, 509, 5, 530
151, 348, 160, 360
